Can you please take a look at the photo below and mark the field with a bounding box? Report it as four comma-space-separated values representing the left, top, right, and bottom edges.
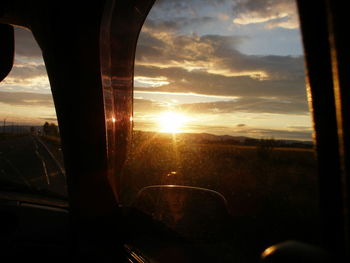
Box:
0, 130, 322, 261
121, 131, 321, 260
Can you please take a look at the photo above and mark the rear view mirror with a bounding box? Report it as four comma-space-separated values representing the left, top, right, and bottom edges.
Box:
133, 185, 230, 241
0, 24, 14, 82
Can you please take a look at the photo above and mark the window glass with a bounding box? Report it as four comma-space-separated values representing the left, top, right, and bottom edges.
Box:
123, 0, 320, 261
0, 26, 67, 200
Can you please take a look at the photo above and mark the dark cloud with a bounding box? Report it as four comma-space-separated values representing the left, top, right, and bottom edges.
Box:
7, 64, 47, 79
144, 16, 215, 32
14, 27, 42, 58
135, 65, 306, 101
144, 19, 180, 31
135, 31, 304, 81
134, 0, 307, 117
233, 0, 291, 16
178, 97, 309, 115
232, 0, 298, 28
200, 34, 304, 78
153, 0, 226, 12
136, 33, 244, 67
0, 27, 48, 92
136, 31, 167, 59
0, 91, 54, 106
135, 19, 308, 115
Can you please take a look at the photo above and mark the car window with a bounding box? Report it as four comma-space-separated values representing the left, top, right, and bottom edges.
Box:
0, 26, 67, 200
121, 0, 321, 261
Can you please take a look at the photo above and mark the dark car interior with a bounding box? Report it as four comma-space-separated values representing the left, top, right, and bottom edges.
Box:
0, 0, 349, 262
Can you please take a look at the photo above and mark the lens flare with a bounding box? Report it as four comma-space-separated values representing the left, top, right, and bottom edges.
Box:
157, 112, 188, 133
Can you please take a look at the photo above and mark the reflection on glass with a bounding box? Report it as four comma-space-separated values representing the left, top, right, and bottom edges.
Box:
122, 0, 320, 262
134, 185, 230, 240
163, 187, 186, 224
0, 27, 67, 200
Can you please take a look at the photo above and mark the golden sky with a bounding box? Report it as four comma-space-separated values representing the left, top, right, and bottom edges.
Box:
133, 0, 313, 140
0, 0, 313, 140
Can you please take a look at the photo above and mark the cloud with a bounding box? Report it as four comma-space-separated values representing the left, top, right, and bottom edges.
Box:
0, 63, 49, 91
135, 30, 304, 80
0, 26, 49, 92
133, 1, 307, 126
135, 64, 306, 102
148, 0, 299, 30
132, 114, 312, 140
5, 64, 47, 79
132, 98, 312, 140
178, 97, 309, 115
0, 91, 54, 107
232, 0, 299, 29
144, 16, 215, 33
136, 32, 247, 75
14, 27, 42, 58
134, 76, 170, 87
134, 21, 307, 110
134, 95, 309, 116
134, 1, 308, 119
134, 98, 164, 114
153, 0, 225, 13
40, 117, 58, 122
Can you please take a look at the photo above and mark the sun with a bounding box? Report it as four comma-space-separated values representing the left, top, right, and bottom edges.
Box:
157, 112, 188, 133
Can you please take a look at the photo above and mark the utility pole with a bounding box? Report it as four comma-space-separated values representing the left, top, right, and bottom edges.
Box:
3, 118, 7, 133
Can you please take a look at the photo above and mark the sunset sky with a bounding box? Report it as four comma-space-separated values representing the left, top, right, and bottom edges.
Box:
0, 0, 314, 141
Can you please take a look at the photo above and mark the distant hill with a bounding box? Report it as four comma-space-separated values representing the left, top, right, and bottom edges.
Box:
178, 133, 248, 143
133, 130, 313, 148
1, 126, 313, 148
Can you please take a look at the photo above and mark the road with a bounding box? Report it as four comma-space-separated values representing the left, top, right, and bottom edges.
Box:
0, 134, 67, 198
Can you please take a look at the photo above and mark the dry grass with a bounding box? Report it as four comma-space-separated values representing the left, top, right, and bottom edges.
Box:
121, 132, 321, 254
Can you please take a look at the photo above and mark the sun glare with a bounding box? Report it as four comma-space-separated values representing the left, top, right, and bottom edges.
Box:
157, 112, 188, 134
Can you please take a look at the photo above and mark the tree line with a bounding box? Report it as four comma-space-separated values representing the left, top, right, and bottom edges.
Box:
42, 122, 59, 137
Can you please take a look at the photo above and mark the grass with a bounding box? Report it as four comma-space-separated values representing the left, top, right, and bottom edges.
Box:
0, 133, 27, 141
120, 132, 321, 261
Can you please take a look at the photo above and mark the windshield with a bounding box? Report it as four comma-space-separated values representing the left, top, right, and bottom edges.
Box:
120, 0, 321, 262
0, 26, 67, 200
